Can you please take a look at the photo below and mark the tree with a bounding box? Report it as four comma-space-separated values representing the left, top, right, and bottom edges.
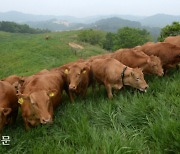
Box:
158, 21, 180, 41
78, 29, 105, 46
103, 32, 115, 51
113, 27, 152, 50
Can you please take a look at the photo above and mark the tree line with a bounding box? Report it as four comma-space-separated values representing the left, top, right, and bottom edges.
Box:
0, 21, 50, 34
78, 27, 152, 51
78, 21, 180, 51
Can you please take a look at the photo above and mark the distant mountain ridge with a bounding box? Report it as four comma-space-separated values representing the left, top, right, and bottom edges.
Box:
0, 11, 179, 28
0, 11, 145, 24
26, 19, 85, 31
140, 14, 180, 27
1, 11, 179, 41
91, 17, 142, 32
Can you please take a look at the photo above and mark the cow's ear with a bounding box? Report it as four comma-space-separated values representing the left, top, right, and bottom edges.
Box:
82, 69, 86, 74
17, 94, 29, 105
64, 68, 69, 74
81, 67, 88, 74
2, 108, 12, 116
48, 89, 58, 98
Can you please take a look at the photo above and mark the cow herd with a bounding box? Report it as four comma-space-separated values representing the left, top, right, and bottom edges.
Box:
0, 35, 180, 133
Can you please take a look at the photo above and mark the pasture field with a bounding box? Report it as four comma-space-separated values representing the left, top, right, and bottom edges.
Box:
0, 31, 179, 154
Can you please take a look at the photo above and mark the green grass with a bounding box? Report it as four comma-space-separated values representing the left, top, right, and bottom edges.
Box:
0, 31, 179, 154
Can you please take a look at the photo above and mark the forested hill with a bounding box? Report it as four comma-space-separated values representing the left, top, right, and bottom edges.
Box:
91, 17, 141, 32
0, 21, 50, 34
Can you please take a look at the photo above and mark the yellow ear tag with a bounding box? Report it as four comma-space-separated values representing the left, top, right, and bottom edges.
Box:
64, 69, 69, 74
82, 70, 86, 74
18, 98, 24, 105
49, 92, 55, 97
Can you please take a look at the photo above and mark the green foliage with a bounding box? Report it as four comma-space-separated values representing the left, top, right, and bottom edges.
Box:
93, 17, 141, 33
158, 21, 180, 41
103, 32, 115, 51
0, 21, 50, 34
0, 31, 179, 153
78, 29, 105, 46
113, 27, 152, 50
103, 27, 152, 51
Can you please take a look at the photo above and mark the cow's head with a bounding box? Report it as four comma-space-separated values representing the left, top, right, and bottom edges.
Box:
13, 78, 25, 94
0, 107, 12, 133
64, 64, 89, 91
2, 75, 25, 94
125, 68, 148, 92
145, 56, 164, 76
18, 89, 57, 126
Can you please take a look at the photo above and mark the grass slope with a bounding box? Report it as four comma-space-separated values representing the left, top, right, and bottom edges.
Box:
0, 31, 179, 154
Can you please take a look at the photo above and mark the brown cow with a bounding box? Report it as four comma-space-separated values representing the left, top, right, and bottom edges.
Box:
90, 58, 148, 99
63, 62, 91, 102
0, 81, 19, 133
112, 49, 164, 76
50, 59, 86, 73
164, 36, 180, 47
45, 35, 49, 40
135, 42, 180, 71
2, 75, 25, 93
17, 72, 64, 130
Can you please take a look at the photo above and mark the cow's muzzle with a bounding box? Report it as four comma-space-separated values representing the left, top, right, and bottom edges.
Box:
40, 117, 52, 124
139, 86, 148, 92
69, 85, 77, 90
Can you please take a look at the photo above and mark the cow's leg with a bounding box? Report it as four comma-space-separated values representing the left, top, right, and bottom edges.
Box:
104, 82, 113, 99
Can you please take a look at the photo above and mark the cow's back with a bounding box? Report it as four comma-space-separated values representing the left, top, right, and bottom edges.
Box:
87, 53, 112, 62
91, 58, 124, 83
135, 42, 180, 66
22, 72, 64, 107
112, 49, 148, 68
164, 36, 180, 47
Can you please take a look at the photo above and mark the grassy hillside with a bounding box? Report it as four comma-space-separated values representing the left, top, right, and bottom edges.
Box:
0, 31, 179, 153
0, 31, 106, 78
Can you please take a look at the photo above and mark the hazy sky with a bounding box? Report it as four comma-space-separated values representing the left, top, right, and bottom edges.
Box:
0, 0, 180, 17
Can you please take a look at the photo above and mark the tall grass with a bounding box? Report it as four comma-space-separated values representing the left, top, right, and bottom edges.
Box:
0, 31, 179, 153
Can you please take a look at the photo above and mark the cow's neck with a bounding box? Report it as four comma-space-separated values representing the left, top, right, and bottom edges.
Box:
121, 66, 128, 86
141, 63, 150, 74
